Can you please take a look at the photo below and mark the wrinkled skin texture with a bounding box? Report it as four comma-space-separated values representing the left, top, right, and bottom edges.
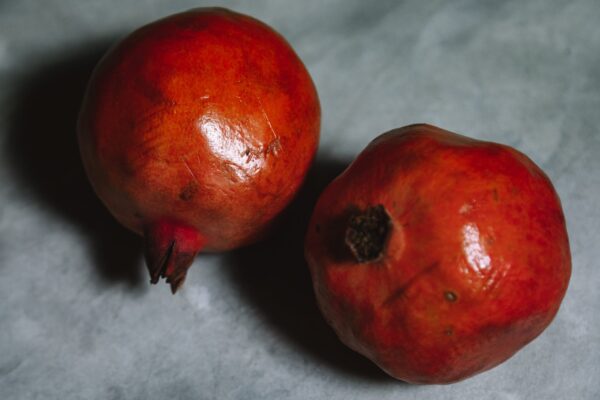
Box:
305, 124, 571, 383
79, 8, 320, 291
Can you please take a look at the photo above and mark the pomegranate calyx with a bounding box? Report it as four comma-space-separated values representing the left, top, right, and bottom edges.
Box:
143, 219, 205, 294
345, 204, 391, 263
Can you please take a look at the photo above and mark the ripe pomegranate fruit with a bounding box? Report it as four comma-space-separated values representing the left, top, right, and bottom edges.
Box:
78, 8, 320, 292
305, 124, 571, 383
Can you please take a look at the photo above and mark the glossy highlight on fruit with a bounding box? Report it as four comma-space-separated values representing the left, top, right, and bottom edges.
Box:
78, 8, 320, 292
305, 124, 570, 383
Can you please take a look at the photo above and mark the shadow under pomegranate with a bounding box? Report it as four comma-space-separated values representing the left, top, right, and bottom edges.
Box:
5, 38, 144, 289
225, 157, 398, 382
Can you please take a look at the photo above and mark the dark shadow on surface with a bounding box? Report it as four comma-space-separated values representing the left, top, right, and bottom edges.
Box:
5, 38, 144, 288
226, 157, 398, 383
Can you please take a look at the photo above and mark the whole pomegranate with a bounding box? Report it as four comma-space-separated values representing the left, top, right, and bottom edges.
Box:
78, 8, 320, 292
305, 124, 570, 383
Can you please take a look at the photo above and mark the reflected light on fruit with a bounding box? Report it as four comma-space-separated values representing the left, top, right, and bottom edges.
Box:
462, 223, 491, 274
197, 115, 265, 179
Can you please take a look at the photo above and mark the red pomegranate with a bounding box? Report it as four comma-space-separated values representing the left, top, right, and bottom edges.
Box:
305, 124, 570, 383
78, 8, 320, 292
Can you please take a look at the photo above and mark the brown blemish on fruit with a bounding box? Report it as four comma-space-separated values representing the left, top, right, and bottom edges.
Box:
444, 291, 457, 302
179, 182, 198, 201
266, 137, 281, 155
345, 205, 391, 263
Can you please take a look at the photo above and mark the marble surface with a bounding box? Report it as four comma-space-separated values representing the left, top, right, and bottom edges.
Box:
1, 0, 599, 399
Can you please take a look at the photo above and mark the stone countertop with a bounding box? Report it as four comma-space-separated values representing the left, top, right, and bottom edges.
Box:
1, 1, 598, 399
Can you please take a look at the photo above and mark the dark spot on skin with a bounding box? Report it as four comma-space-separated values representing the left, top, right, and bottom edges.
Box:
492, 188, 499, 201
444, 291, 457, 302
444, 327, 454, 336
345, 205, 391, 263
315, 224, 321, 233
134, 75, 171, 105
179, 182, 198, 201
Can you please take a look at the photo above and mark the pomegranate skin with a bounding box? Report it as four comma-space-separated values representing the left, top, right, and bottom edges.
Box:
78, 8, 320, 291
305, 124, 571, 383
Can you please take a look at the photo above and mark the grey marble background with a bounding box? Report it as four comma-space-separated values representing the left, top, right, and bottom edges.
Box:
1, 0, 599, 399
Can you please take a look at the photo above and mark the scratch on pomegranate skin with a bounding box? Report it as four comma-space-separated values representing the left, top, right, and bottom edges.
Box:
257, 96, 279, 142
262, 107, 277, 138
181, 157, 199, 184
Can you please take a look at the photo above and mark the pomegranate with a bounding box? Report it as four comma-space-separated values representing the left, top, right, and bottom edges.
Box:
305, 124, 570, 383
78, 8, 320, 292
